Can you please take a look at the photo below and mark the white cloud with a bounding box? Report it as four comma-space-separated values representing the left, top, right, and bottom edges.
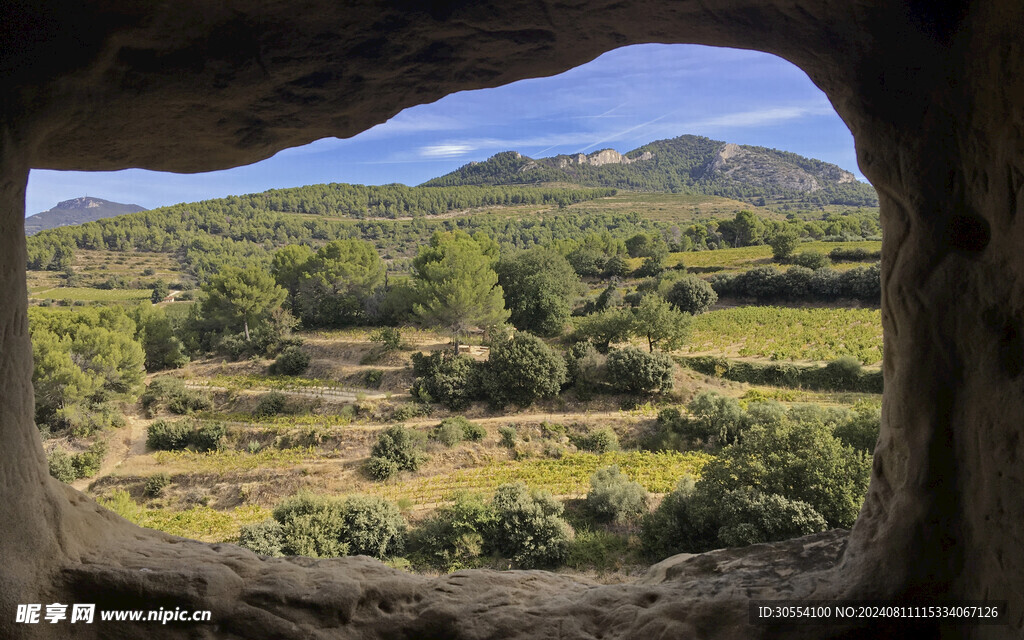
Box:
683, 104, 835, 129
418, 143, 477, 158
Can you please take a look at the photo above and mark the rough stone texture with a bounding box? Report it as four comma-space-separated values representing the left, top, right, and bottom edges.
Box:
2, 1, 1023, 638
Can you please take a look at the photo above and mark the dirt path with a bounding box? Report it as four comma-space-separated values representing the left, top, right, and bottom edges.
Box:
71, 414, 152, 491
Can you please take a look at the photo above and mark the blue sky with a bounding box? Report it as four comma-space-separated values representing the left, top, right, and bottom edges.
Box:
25, 44, 863, 216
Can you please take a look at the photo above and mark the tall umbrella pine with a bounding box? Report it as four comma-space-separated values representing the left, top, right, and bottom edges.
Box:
200, 267, 287, 342
412, 231, 508, 353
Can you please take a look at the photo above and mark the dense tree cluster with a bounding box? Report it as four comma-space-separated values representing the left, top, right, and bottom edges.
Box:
710, 263, 881, 303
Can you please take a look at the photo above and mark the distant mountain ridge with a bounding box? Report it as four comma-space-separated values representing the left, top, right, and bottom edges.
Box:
422, 135, 877, 207
25, 197, 147, 235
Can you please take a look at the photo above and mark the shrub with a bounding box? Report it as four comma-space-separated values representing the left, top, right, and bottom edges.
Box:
336, 494, 407, 558
243, 493, 406, 560
791, 251, 831, 270
271, 493, 349, 558
666, 276, 718, 315
565, 529, 632, 572
824, 355, 863, 387
270, 346, 310, 375
768, 228, 801, 260
365, 369, 384, 388
191, 422, 227, 452
144, 472, 171, 497
462, 421, 486, 442
47, 448, 77, 483
72, 441, 106, 478
146, 419, 194, 451
370, 327, 403, 351
238, 519, 284, 557
410, 351, 482, 410
565, 341, 607, 391
602, 255, 629, 278
575, 427, 619, 453
640, 478, 827, 558
369, 425, 426, 477
431, 418, 466, 447
410, 493, 493, 570
482, 332, 567, 408
834, 402, 881, 453
167, 388, 212, 415
699, 417, 870, 528
489, 483, 573, 568
253, 392, 288, 418
605, 347, 673, 394
585, 466, 649, 523
366, 456, 400, 481
498, 425, 518, 448
714, 488, 828, 547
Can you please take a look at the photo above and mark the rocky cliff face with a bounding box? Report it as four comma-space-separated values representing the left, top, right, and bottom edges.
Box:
558, 149, 654, 167
704, 143, 824, 191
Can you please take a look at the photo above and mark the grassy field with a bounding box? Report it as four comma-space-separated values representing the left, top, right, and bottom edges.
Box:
687, 306, 883, 364
365, 450, 710, 506
564, 192, 777, 222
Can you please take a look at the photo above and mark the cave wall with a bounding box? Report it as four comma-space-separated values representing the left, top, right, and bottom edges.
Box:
2, 1, 1023, 638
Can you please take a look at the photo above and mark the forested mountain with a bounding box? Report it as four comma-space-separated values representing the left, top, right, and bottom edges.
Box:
25, 197, 146, 235
422, 135, 877, 207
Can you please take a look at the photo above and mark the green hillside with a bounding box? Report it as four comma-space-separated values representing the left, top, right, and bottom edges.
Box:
422, 135, 877, 208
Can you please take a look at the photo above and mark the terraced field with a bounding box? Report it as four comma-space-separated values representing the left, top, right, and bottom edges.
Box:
687, 306, 883, 364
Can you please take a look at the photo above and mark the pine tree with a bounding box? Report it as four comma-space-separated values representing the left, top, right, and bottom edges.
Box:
412, 231, 508, 352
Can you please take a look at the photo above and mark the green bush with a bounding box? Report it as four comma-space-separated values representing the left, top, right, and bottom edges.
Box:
410, 493, 493, 571
238, 519, 284, 557
241, 493, 406, 559
370, 327, 403, 351
575, 427, 619, 453
191, 422, 227, 452
410, 351, 482, 410
146, 419, 225, 452
666, 276, 718, 315
791, 251, 831, 270
72, 441, 106, 478
270, 346, 310, 375
605, 347, 674, 394
833, 402, 881, 453
366, 456, 400, 481
462, 421, 486, 442
699, 417, 870, 528
271, 493, 349, 558
47, 448, 77, 483
369, 425, 426, 478
482, 332, 567, 408
431, 419, 465, 447
365, 369, 384, 388
338, 494, 407, 558
714, 488, 828, 548
823, 355, 863, 387
489, 483, 573, 568
253, 392, 288, 418
144, 472, 171, 497
584, 466, 649, 523
167, 388, 212, 415
565, 529, 632, 572
640, 479, 827, 558
146, 419, 194, 451
498, 425, 518, 448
